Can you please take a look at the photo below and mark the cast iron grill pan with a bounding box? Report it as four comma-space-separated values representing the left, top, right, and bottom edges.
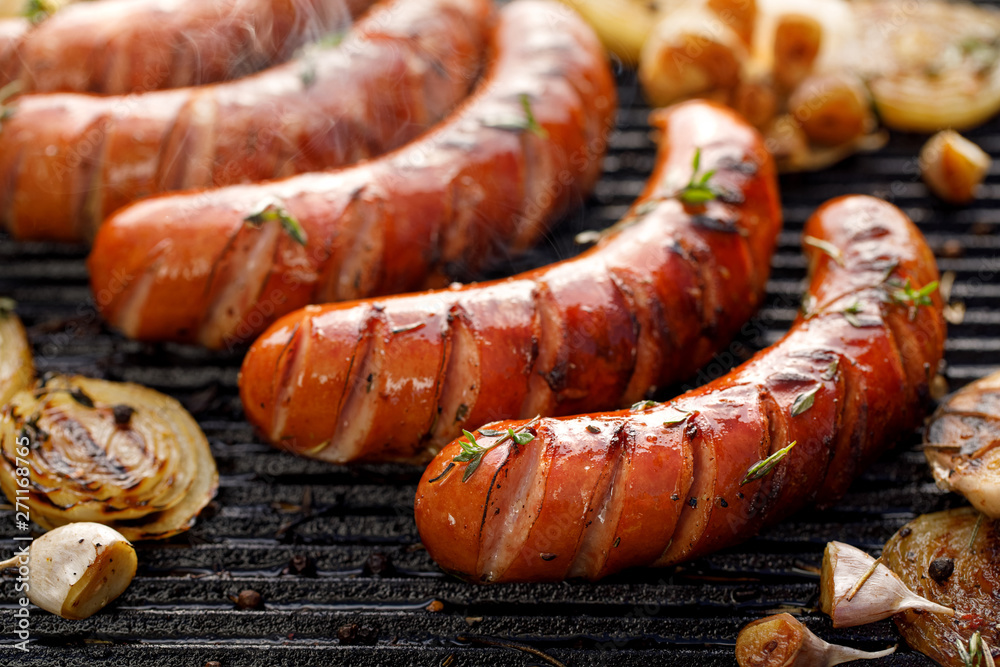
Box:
1, 50, 998, 667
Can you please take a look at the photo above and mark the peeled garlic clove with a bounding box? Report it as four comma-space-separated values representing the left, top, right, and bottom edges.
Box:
788, 72, 874, 147
0, 523, 137, 620
736, 613, 897, 667
820, 541, 955, 628
639, 5, 748, 108
920, 130, 991, 205
773, 13, 824, 92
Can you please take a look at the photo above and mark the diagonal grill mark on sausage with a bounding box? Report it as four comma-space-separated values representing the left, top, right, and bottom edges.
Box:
239, 99, 781, 463
415, 194, 945, 582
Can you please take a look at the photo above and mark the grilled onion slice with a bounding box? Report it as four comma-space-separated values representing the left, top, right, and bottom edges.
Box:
853, 0, 1000, 133
882, 508, 999, 667
0, 375, 218, 540
0, 306, 33, 406
925, 370, 1000, 519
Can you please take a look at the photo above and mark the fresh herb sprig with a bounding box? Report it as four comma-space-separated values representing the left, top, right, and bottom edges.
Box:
483, 94, 547, 138
244, 199, 308, 246
956, 631, 995, 667
741, 441, 798, 486
803, 235, 845, 266
885, 278, 939, 321
678, 147, 718, 205
433, 417, 541, 483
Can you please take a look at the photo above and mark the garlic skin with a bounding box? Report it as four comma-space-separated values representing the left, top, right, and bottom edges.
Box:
820, 541, 955, 628
0, 523, 137, 620
920, 130, 991, 205
736, 613, 896, 667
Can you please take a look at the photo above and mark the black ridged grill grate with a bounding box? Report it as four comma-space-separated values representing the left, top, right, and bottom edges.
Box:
0, 61, 998, 666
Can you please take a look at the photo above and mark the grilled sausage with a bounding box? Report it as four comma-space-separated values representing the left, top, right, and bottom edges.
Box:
414, 195, 946, 583
88, 0, 616, 349
0, 0, 369, 95
238, 100, 781, 463
2, 0, 492, 242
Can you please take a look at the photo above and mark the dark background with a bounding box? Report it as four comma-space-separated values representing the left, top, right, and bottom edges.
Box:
1, 19, 998, 667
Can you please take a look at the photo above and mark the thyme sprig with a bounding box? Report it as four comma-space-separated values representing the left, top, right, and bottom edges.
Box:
741, 441, 798, 486
483, 94, 547, 138
803, 235, 845, 266
244, 199, 308, 246
885, 278, 939, 321
956, 631, 995, 667
437, 416, 541, 483
678, 147, 718, 205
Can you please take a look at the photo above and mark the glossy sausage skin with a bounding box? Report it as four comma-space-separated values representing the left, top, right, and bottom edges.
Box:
89, 0, 616, 349
238, 100, 781, 463
0, 0, 369, 95
415, 195, 946, 583
3, 0, 492, 242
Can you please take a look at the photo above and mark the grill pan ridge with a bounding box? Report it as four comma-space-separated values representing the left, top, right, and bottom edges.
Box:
0, 37, 998, 667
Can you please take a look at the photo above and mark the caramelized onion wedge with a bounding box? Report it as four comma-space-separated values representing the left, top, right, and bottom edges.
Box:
0, 307, 33, 406
882, 508, 1000, 667
925, 370, 1000, 518
736, 613, 896, 667
0, 375, 217, 540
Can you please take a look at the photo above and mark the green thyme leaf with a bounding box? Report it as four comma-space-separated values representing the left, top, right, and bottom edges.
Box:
509, 428, 535, 446
887, 278, 939, 321
791, 386, 819, 416
803, 235, 845, 266
821, 359, 839, 381
741, 440, 798, 486
446, 417, 541, 483
678, 147, 721, 206
69, 387, 95, 409
483, 94, 547, 138
245, 199, 308, 246
801, 294, 817, 320
630, 399, 658, 413
843, 300, 864, 328
662, 406, 692, 426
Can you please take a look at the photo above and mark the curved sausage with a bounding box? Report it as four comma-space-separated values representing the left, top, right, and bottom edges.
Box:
0, 0, 367, 94
88, 0, 616, 349
2, 0, 492, 242
237, 100, 781, 463
414, 194, 946, 583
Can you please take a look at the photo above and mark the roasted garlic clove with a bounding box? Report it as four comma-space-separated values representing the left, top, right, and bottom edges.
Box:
0, 523, 137, 620
820, 541, 954, 627
788, 72, 874, 147
639, 4, 748, 108
920, 130, 991, 205
736, 613, 896, 667
773, 13, 824, 92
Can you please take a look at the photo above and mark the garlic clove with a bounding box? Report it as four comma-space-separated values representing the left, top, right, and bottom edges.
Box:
820, 541, 955, 628
736, 613, 897, 667
920, 130, 991, 205
0, 522, 137, 620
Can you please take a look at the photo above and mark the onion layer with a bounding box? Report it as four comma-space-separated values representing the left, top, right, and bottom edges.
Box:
0, 374, 218, 540
0, 307, 33, 406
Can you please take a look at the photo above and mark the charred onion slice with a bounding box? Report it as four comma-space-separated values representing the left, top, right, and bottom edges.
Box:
853, 0, 1000, 132
925, 370, 1000, 518
882, 508, 999, 667
0, 375, 217, 540
0, 309, 33, 406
